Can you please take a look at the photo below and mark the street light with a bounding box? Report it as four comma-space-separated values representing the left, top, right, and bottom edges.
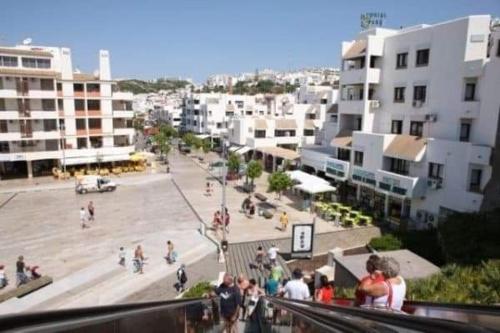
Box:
59, 123, 66, 175
220, 138, 229, 244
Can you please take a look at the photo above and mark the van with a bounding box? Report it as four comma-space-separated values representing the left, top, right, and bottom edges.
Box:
75, 175, 117, 194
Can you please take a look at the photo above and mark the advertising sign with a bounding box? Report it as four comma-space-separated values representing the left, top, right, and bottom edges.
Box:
291, 224, 314, 259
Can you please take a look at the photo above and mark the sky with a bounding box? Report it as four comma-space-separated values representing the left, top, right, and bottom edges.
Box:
1, 0, 499, 83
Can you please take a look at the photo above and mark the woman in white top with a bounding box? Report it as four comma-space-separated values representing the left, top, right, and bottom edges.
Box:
360, 257, 407, 312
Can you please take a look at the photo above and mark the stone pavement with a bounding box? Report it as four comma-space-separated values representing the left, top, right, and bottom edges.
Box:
170, 151, 349, 243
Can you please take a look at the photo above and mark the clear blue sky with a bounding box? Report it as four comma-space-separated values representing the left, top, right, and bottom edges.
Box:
1, 0, 499, 82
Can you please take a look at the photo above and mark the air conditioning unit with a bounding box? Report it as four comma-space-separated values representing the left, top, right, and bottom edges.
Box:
370, 100, 381, 109
416, 210, 428, 223
425, 114, 438, 122
426, 213, 437, 226
427, 178, 443, 189
412, 100, 424, 108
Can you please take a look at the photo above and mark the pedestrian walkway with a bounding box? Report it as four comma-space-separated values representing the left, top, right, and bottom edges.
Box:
170, 151, 358, 243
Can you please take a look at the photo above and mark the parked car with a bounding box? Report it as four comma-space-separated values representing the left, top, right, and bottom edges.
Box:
75, 175, 117, 194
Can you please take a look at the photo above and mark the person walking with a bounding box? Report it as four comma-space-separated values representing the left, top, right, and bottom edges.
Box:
279, 211, 289, 231
264, 274, 279, 296
282, 268, 310, 301
79, 207, 88, 229
118, 247, 126, 266
213, 273, 241, 333
255, 246, 265, 271
166, 240, 176, 264
134, 245, 145, 274
176, 264, 188, 293
212, 211, 222, 230
206, 182, 212, 196
16, 256, 29, 287
0, 265, 8, 289
224, 207, 230, 234
267, 244, 279, 266
315, 275, 334, 304
87, 201, 95, 222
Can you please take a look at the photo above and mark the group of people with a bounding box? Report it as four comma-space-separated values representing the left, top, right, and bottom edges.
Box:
0, 256, 42, 289
355, 254, 407, 312
79, 201, 95, 229
212, 208, 230, 233
241, 196, 256, 218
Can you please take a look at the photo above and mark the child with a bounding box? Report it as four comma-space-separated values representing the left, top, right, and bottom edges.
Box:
118, 247, 126, 266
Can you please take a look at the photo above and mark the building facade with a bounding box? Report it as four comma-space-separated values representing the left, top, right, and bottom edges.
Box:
0, 45, 135, 179
302, 15, 500, 228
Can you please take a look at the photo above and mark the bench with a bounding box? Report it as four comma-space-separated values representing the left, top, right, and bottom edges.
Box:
254, 193, 268, 202
0, 276, 53, 303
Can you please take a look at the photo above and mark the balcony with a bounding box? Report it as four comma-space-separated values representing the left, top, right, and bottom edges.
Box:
75, 110, 86, 117
325, 157, 350, 181
114, 128, 134, 136
376, 169, 424, 198
338, 99, 365, 114
0, 149, 61, 162
459, 100, 480, 119
113, 110, 134, 118
76, 129, 88, 136
351, 167, 377, 187
340, 67, 380, 85
87, 109, 102, 117
88, 128, 103, 136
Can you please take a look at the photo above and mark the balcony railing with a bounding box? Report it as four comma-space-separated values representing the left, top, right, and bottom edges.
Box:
325, 157, 350, 181
376, 169, 424, 198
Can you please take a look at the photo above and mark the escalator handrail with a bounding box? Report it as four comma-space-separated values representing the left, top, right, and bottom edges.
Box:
0, 297, 209, 331
266, 297, 499, 333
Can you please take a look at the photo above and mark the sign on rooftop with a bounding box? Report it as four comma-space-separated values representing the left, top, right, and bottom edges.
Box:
361, 12, 386, 30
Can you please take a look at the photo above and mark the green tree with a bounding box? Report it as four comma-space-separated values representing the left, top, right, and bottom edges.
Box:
246, 160, 263, 190
182, 132, 196, 147
159, 124, 178, 139
153, 132, 171, 160
227, 153, 241, 174
201, 140, 211, 154
267, 171, 293, 199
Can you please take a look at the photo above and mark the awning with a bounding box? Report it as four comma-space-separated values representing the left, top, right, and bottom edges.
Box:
195, 134, 210, 139
286, 170, 336, 194
331, 129, 353, 148
257, 146, 300, 160
343, 40, 367, 59
234, 146, 251, 155
304, 120, 316, 130
0, 68, 57, 78
384, 135, 427, 162
275, 119, 297, 129
254, 119, 268, 130
327, 104, 338, 114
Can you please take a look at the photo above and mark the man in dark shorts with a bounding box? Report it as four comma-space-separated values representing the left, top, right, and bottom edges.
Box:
16, 256, 29, 286
87, 201, 95, 222
214, 273, 241, 333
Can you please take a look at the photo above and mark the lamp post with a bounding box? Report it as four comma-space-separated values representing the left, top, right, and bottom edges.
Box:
59, 123, 66, 175
220, 138, 228, 244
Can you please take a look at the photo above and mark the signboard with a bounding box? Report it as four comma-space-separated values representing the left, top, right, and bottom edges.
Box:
361, 12, 386, 30
291, 224, 314, 259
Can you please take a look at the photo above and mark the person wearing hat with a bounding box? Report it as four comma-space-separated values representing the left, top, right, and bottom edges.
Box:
281, 268, 310, 300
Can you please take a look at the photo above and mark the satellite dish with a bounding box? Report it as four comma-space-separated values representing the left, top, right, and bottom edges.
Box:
22, 38, 32, 45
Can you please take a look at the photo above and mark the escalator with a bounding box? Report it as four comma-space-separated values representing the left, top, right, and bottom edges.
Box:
0, 296, 498, 332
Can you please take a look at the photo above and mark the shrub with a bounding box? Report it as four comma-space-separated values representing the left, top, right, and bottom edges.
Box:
369, 234, 402, 251
182, 281, 213, 299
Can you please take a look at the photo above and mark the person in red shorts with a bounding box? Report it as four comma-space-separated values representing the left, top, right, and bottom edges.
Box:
355, 254, 385, 306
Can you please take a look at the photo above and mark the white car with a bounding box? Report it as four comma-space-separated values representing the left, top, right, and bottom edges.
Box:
75, 176, 117, 194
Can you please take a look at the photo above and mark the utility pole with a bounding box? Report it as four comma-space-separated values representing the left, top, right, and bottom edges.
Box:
220, 138, 227, 243
60, 123, 66, 175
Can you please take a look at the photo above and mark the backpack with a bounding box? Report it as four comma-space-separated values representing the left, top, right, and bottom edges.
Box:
179, 269, 187, 284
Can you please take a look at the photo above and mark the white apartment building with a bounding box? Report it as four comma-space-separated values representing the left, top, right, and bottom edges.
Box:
301, 15, 500, 228
0, 45, 135, 179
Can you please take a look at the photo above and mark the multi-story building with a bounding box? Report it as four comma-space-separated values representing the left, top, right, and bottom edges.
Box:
0, 45, 135, 179
302, 15, 500, 228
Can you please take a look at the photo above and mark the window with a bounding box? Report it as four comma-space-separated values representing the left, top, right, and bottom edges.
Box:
76, 119, 86, 130
428, 162, 444, 180
0, 120, 7, 133
320, 98, 328, 104
255, 130, 266, 138
354, 151, 364, 166
235, 101, 244, 108
391, 120, 403, 134
0, 78, 2, 89
43, 119, 57, 131
40, 79, 54, 91
390, 158, 409, 176
469, 169, 482, 192
0, 98, 5, 111
413, 85, 426, 103
0, 56, 18, 67
41, 99, 55, 111
459, 121, 471, 142
355, 117, 362, 131
22, 57, 50, 69
410, 121, 424, 136
337, 148, 350, 161
416, 49, 430, 66
396, 52, 408, 69
0, 141, 9, 153
497, 39, 500, 57
87, 100, 100, 111
394, 87, 405, 103
464, 81, 476, 101
303, 129, 315, 136
193, 99, 200, 105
